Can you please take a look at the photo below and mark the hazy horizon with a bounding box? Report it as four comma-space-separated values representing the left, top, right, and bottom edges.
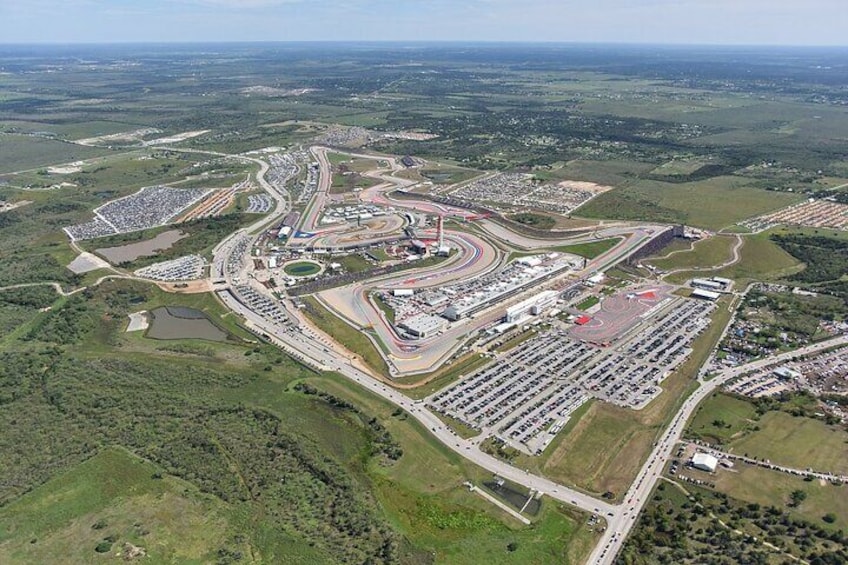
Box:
2, 0, 847, 47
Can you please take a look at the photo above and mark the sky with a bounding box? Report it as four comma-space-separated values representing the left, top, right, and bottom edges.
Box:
2, 0, 847, 46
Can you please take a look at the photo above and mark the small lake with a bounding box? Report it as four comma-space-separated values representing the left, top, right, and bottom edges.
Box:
96, 230, 187, 264
146, 306, 228, 342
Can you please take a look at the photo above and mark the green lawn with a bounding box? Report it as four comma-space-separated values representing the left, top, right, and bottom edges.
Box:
553, 237, 622, 259
687, 393, 760, 444
575, 295, 600, 311
730, 411, 848, 475
648, 235, 736, 271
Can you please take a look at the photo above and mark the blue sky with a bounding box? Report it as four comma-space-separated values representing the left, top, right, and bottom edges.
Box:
2, 0, 847, 45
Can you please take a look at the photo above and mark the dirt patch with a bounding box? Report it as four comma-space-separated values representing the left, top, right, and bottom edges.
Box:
96, 230, 187, 264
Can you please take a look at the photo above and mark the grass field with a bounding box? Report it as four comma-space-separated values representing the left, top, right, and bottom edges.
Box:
0, 133, 114, 174
553, 237, 622, 259
580, 177, 802, 230
648, 235, 737, 271
687, 392, 760, 444
711, 463, 848, 531
666, 230, 803, 284
730, 411, 848, 475
0, 448, 239, 564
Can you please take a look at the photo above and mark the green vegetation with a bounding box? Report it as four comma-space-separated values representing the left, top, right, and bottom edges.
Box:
0, 285, 61, 341
688, 393, 848, 475
712, 464, 848, 532
733, 411, 848, 475
336, 253, 373, 274
688, 393, 760, 444
621, 479, 848, 564
0, 448, 236, 564
667, 230, 803, 284
575, 295, 600, 311
0, 133, 113, 174
580, 177, 801, 230
771, 233, 848, 301
0, 278, 600, 564
553, 237, 621, 259
648, 236, 737, 271
509, 212, 556, 230
373, 294, 396, 324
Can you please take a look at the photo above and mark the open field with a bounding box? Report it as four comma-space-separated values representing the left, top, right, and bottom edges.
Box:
729, 411, 848, 475
666, 230, 803, 284
712, 464, 848, 531
687, 392, 760, 444
647, 235, 736, 271
580, 177, 802, 230
0, 133, 114, 174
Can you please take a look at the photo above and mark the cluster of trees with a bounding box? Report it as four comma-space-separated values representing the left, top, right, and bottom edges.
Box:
0, 279, 410, 564
620, 485, 848, 565
772, 234, 848, 284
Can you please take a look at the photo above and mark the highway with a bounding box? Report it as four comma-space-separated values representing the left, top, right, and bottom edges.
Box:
587, 333, 848, 565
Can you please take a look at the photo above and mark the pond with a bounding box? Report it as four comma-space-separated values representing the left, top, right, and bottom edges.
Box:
146, 306, 229, 342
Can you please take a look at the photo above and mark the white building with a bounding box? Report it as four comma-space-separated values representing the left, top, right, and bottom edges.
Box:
398, 313, 448, 338
691, 278, 723, 291
393, 288, 414, 297
691, 452, 718, 473
504, 290, 559, 323
691, 288, 720, 301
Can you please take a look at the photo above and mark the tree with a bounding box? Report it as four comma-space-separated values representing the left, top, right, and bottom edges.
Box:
789, 490, 807, 507
822, 513, 837, 524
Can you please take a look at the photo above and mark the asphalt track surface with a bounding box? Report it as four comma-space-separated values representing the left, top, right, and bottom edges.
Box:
570, 285, 674, 343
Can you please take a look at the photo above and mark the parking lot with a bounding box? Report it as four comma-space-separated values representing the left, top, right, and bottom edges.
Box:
65, 185, 211, 241
135, 255, 205, 281
246, 193, 274, 214
429, 296, 716, 455
450, 172, 611, 214
230, 284, 290, 325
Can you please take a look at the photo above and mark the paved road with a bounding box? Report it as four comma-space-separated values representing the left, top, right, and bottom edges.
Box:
220, 289, 617, 515
588, 333, 848, 565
